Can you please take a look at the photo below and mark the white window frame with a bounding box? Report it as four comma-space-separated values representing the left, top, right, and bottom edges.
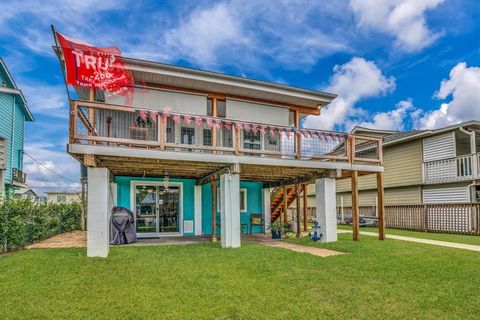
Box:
217, 187, 247, 212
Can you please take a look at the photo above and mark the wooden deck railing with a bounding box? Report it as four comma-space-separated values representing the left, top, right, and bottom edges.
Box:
338, 203, 480, 235
69, 100, 383, 165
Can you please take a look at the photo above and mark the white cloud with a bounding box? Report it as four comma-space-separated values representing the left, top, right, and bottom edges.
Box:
23, 142, 80, 195
346, 99, 415, 131
414, 62, 480, 129
163, 3, 248, 67
17, 82, 68, 117
0, 0, 351, 72
0, 0, 126, 55
350, 0, 445, 52
303, 57, 395, 130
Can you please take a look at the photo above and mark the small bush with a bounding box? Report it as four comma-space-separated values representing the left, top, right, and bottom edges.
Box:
0, 198, 82, 253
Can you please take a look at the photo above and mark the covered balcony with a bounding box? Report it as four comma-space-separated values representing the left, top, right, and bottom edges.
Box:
68, 99, 383, 176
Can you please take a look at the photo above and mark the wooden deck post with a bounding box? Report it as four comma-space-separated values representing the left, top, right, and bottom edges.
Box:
302, 184, 308, 232
212, 97, 217, 152
294, 109, 301, 159
283, 186, 288, 224
351, 171, 360, 241
158, 114, 165, 150
211, 180, 217, 242
377, 172, 385, 240
296, 184, 301, 237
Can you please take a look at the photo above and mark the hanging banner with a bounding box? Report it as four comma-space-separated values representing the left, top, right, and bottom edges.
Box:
56, 32, 134, 103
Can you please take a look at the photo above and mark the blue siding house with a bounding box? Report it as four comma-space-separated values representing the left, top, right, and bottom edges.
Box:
0, 58, 34, 197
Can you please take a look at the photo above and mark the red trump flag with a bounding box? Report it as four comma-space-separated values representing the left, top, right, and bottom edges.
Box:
56, 32, 134, 104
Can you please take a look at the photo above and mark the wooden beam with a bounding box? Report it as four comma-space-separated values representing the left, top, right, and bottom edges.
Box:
294, 109, 301, 159
296, 184, 301, 237
211, 180, 217, 242
197, 164, 240, 185
302, 184, 308, 232
212, 97, 217, 151
264, 170, 335, 189
158, 114, 165, 151
83, 154, 96, 167
283, 186, 288, 224
377, 172, 385, 240
351, 170, 360, 241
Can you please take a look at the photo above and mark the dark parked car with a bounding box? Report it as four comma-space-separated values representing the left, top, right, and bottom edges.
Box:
339, 215, 378, 227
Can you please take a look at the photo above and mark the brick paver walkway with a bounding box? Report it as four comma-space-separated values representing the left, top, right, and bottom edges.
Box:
338, 229, 480, 252
27, 230, 86, 249
244, 235, 344, 257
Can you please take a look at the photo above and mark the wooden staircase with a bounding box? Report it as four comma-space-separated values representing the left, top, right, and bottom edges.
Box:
270, 186, 298, 222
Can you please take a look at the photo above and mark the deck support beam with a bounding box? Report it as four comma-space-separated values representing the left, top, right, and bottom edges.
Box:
283, 186, 288, 224
377, 172, 385, 240
351, 170, 360, 241
87, 167, 112, 257
295, 184, 301, 237
315, 177, 337, 243
220, 173, 241, 248
302, 184, 308, 232
263, 187, 272, 231
211, 180, 217, 242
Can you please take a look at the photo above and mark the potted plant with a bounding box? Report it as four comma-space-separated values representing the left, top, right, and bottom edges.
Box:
268, 220, 286, 239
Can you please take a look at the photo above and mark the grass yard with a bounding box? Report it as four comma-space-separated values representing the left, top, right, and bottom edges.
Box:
337, 224, 480, 246
1, 234, 480, 319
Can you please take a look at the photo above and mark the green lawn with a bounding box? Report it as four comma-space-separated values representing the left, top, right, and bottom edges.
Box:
1, 235, 480, 319
338, 224, 480, 246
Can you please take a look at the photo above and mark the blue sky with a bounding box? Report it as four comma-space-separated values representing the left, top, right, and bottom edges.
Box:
0, 0, 479, 192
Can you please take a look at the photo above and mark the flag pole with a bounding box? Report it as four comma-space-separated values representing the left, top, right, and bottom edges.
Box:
50, 24, 72, 102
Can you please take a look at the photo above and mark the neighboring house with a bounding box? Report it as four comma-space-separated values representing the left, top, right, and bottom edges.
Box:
46, 191, 81, 204
0, 58, 34, 197
330, 121, 480, 208
14, 186, 40, 203
60, 55, 384, 257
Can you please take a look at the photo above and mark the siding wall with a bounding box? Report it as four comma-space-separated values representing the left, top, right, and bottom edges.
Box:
226, 99, 290, 126
423, 184, 470, 204
337, 186, 422, 206
0, 94, 14, 183
336, 139, 423, 192
106, 88, 208, 115
423, 132, 455, 162
115, 176, 264, 236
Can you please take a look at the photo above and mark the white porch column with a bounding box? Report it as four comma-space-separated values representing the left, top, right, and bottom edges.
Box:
87, 167, 112, 257
262, 188, 271, 231
220, 173, 240, 248
0, 169, 4, 199
315, 177, 337, 243
194, 185, 202, 235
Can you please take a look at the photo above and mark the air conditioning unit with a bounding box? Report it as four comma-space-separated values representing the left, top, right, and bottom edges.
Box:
12, 168, 26, 183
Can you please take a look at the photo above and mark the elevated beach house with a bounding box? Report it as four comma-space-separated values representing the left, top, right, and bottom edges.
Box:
0, 58, 34, 197
59, 54, 384, 257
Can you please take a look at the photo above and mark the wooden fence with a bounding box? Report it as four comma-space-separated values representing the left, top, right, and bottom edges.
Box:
337, 203, 480, 235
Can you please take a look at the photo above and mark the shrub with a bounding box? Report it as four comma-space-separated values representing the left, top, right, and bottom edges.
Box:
0, 198, 82, 253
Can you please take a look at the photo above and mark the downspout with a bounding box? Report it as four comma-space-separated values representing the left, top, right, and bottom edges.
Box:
460, 127, 477, 203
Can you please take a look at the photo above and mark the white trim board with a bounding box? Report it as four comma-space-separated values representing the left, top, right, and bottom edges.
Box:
69, 144, 384, 173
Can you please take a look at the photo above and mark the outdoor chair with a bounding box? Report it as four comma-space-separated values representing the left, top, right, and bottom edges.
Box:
250, 213, 265, 234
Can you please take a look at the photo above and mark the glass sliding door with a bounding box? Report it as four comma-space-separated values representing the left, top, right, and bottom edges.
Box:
135, 185, 158, 234
158, 186, 180, 233
134, 184, 181, 236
